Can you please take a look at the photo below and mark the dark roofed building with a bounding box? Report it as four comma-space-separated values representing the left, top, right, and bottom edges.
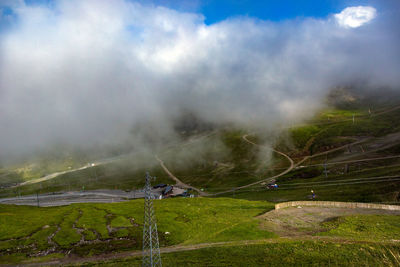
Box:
153, 183, 167, 189
162, 185, 173, 196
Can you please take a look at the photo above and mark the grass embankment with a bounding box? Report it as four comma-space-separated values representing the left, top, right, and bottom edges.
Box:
0, 198, 275, 264
74, 241, 400, 266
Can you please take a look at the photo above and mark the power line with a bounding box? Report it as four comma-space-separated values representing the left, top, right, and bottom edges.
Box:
222, 177, 400, 194
207, 175, 400, 192
303, 155, 400, 168
278, 175, 400, 186
278, 177, 400, 190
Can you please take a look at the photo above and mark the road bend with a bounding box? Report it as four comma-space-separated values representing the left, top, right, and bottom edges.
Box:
155, 155, 209, 196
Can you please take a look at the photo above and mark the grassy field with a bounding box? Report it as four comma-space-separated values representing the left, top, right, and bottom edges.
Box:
2, 197, 400, 265
0, 198, 275, 264
3, 198, 400, 266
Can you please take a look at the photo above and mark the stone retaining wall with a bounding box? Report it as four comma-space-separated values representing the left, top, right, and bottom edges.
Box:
275, 201, 400, 211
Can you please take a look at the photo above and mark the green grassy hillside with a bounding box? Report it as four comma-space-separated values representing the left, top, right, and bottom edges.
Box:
3, 90, 400, 201
0, 198, 275, 264
2, 198, 400, 266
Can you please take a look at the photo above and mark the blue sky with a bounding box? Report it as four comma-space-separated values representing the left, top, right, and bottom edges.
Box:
2, 0, 379, 26
140, 0, 377, 24
199, 0, 369, 24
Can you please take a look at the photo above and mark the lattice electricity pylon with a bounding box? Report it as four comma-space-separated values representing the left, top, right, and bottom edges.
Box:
142, 172, 162, 267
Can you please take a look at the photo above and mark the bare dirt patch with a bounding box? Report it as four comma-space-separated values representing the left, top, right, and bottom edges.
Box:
259, 206, 400, 237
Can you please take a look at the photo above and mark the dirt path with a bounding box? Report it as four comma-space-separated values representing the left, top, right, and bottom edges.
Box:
15, 235, 399, 267
10, 153, 133, 189
13, 165, 92, 188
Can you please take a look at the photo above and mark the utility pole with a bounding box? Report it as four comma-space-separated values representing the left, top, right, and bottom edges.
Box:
93, 166, 98, 183
142, 172, 162, 267
36, 191, 40, 207
323, 161, 328, 178
90, 164, 98, 183
36, 183, 43, 207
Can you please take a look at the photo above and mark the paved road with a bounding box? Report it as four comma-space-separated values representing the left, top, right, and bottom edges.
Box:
0, 189, 163, 207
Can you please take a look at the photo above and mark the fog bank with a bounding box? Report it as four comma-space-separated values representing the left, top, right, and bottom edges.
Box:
0, 0, 399, 160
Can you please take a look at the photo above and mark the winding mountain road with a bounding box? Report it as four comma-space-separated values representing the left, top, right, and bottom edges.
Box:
211, 135, 295, 195
156, 133, 384, 196
155, 133, 295, 196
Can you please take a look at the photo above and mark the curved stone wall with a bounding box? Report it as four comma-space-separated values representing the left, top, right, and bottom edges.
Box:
275, 201, 400, 211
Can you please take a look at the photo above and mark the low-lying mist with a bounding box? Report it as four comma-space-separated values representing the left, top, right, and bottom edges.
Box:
0, 0, 399, 164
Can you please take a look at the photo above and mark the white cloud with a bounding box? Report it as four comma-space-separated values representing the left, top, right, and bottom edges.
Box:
0, 0, 398, 160
335, 6, 377, 28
